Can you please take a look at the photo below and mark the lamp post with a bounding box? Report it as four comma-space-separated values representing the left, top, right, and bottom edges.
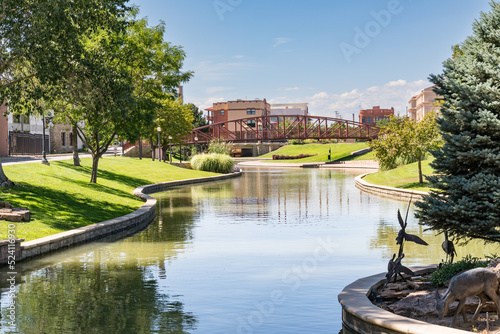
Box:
168, 135, 172, 163
41, 114, 49, 165
41, 112, 53, 165
194, 136, 198, 155
157, 126, 161, 162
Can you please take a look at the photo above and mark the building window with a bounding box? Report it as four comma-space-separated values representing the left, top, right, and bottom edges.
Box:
367, 116, 372, 123
247, 109, 256, 115
69, 133, 73, 146
221, 110, 225, 116
247, 120, 256, 127
362, 116, 366, 123
61, 132, 66, 146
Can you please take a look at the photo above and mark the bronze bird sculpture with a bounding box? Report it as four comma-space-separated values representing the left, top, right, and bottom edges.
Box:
442, 230, 457, 263
396, 208, 428, 257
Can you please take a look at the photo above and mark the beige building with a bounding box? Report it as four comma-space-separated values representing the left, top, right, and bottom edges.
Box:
207, 99, 271, 131
270, 103, 308, 117
408, 86, 442, 121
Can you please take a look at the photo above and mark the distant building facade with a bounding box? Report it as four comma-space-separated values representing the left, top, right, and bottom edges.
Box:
207, 99, 271, 125
270, 103, 308, 117
359, 106, 394, 125
408, 86, 441, 121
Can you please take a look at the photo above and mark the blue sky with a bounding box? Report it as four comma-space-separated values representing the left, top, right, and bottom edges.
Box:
128, 0, 492, 119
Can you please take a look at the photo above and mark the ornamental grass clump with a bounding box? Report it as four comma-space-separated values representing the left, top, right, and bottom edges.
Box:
191, 153, 235, 173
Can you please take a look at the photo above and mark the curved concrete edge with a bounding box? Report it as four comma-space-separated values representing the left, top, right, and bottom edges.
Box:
355, 172, 428, 200
338, 265, 468, 334
18, 172, 242, 262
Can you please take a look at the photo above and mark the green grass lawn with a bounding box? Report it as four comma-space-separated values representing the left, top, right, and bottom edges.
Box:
363, 156, 435, 192
259, 142, 371, 162
0, 157, 217, 241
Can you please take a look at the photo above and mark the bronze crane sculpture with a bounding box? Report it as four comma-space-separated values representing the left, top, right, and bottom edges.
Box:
442, 230, 457, 263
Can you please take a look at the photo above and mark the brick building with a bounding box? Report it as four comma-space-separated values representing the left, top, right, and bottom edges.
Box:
206, 99, 271, 132
359, 106, 394, 125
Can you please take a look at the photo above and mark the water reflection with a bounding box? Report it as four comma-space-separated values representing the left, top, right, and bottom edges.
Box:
1, 167, 498, 333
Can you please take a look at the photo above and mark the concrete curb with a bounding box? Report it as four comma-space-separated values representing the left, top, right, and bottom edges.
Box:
355, 172, 428, 200
17, 172, 242, 262
338, 265, 468, 334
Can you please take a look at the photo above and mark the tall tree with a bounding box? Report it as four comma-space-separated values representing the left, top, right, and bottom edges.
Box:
415, 2, 500, 243
0, 0, 130, 186
119, 16, 193, 160
370, 112, 442, 183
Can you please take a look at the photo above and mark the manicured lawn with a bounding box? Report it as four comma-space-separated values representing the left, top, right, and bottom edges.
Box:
0, 157, 217, 241
259, 142, 371, 162
363, 156, 435, 192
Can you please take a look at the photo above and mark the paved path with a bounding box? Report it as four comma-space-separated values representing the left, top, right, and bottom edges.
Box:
1, 150, 119, 166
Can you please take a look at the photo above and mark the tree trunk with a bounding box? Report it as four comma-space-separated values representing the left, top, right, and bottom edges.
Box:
138, 137, 143, 160
0, 162, 14, 187
152, 145, 156, 161
418, 156, 423, 184
72, 126, 81, 167
90, 154, 100, 183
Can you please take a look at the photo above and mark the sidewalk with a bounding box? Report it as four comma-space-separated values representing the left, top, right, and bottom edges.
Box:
1, 149, 119, 166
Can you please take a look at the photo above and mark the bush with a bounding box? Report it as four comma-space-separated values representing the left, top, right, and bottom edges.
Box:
272, 154, 316, 160
288, 139, 303, 145
208, 139, 232, 155
190, 153, 235, 173
430, 255, 488, 286
303, 139, 318, 144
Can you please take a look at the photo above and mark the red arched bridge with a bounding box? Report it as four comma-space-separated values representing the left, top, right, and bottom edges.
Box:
184, 115, 380, 144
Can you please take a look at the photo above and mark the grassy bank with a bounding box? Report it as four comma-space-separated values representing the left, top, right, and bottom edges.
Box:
363, 156, 435, 192
259, 142, 371, 162
0, 157, 217, 241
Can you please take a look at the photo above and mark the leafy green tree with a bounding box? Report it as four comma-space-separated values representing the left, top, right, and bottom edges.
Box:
415, 3, 500, 243
370, 112, 442, 183
187, 104, 208, 128
119, 16, 192, 160
0, 0, 130, 186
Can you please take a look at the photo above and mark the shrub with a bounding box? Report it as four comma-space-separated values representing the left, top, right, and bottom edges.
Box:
208, 139, 232, 155
288, 139, 303, 145
190, 153, 235, 173
303, 139, 318, 144
430, 255, 488, 286
272, 154, 316, 160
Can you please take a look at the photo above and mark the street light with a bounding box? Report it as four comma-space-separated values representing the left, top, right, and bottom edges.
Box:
194, 136, 198, 155
157, 126, 161, 162
41, 112, 53, 165
168, 135, 172, 163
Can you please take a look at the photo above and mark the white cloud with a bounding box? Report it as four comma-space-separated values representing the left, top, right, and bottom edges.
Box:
273, 37, 292, 47
193, 60, 254, 81
278, 86, 301, 91
305, 79, 431, 119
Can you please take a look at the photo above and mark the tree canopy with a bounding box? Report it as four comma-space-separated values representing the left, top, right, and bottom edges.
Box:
369, 112, 442, 183
415, 2, 500, 243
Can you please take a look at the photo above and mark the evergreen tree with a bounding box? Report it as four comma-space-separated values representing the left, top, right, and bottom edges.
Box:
415, 2, 500, 243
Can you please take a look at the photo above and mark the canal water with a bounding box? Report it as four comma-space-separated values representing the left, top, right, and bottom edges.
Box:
1, 167, 498, 333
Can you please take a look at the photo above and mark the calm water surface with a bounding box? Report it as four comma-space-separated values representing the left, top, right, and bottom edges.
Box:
1, 167, 498, 333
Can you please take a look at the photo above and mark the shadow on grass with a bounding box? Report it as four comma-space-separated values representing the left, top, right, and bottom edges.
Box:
53, 160, 153, 189
7, 183, 139, 231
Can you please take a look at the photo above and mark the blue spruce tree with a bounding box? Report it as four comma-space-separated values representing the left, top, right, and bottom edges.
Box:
415, 1, 500, 242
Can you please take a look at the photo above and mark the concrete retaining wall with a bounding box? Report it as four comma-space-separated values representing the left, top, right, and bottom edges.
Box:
355, 173, 428, 201
14, 172, 242, 263
338, 265, 468, 334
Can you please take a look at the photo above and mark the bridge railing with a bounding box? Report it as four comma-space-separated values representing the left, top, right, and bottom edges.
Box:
184, 115, 379, 144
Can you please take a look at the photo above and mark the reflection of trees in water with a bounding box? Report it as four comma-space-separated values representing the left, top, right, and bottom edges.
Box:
11, 250, 197, 333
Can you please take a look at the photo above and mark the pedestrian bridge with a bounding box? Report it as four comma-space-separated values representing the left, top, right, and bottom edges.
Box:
184, 115, 380, 144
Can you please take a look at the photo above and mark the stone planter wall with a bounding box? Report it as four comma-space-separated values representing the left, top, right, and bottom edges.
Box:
338, 265, 469, 334
355, 173, 428, 201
